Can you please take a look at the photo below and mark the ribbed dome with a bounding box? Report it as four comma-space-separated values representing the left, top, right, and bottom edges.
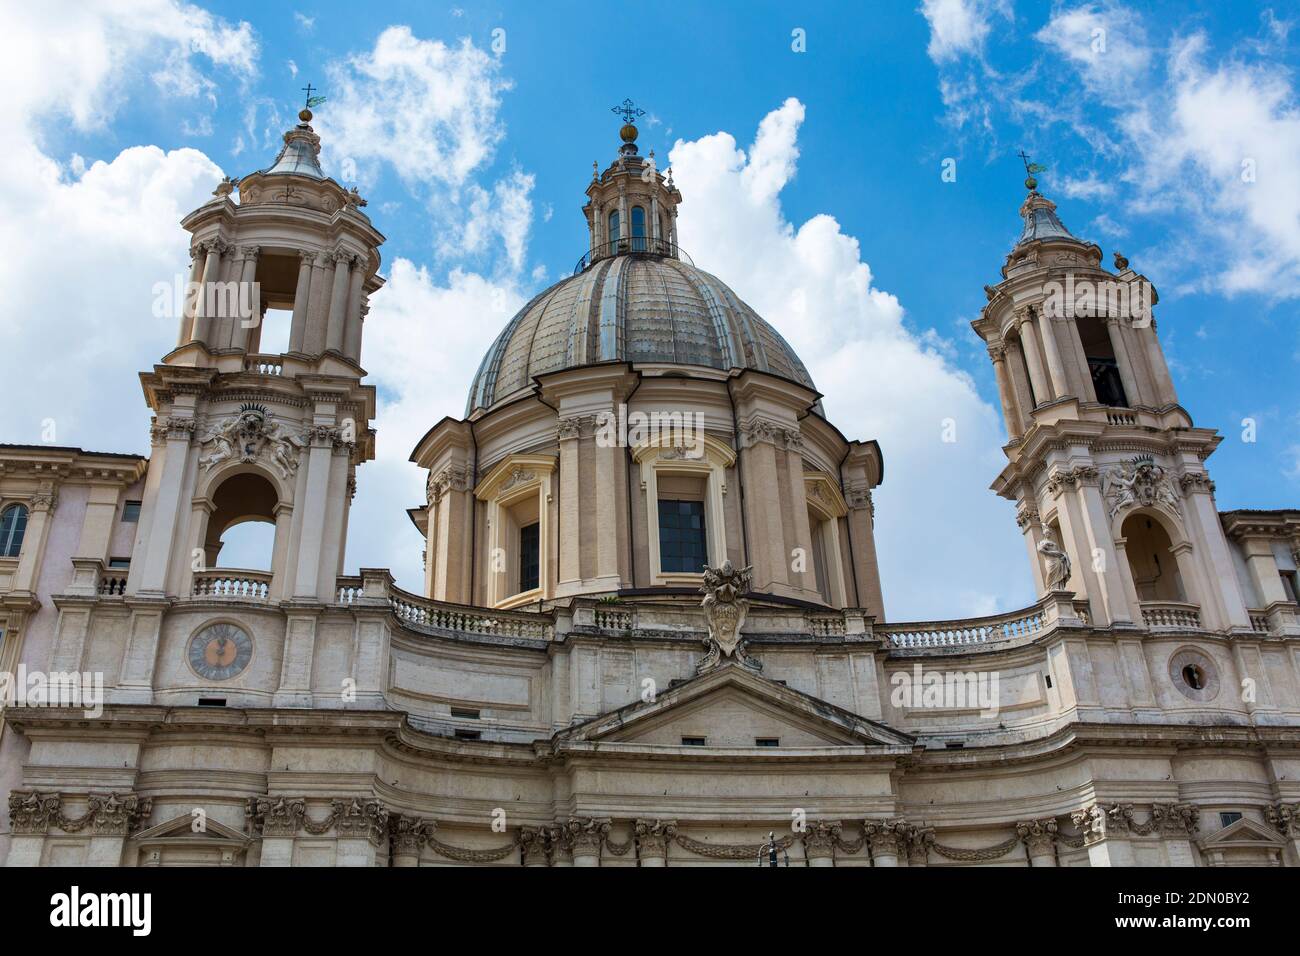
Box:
466, 254, 816, 414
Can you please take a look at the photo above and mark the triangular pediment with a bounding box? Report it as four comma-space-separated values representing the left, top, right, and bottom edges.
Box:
554, 662, 913, 750
131, 813, 250, 847
1197, 816, 1287, 850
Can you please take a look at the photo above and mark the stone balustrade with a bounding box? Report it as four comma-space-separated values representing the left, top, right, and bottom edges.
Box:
879, 603, 1048, 649
243, 353, 284, 375
192, 568, 272, 600
1139, 600, 1202, 631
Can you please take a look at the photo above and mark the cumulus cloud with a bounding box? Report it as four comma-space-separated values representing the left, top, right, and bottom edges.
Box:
669, 99, 1032, 618
0, 1, 255, 453
919, 0, 996, 63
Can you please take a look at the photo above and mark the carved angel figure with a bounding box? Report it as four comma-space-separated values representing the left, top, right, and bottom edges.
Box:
198, 417, 239, 471
262, 420, 304, 480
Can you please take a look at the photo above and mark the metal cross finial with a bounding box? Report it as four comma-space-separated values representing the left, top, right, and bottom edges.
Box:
301, 82, 326, 110
1018, 149, 1047, 177
611, 98, 645, 125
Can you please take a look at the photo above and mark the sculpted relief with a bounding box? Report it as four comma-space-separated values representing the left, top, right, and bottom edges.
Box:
1101, 456, 1180, 520
198, 403, 304, 480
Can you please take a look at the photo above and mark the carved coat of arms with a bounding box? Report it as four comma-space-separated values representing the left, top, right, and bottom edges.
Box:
198, 403, 303, 480
698, 560, 761, 673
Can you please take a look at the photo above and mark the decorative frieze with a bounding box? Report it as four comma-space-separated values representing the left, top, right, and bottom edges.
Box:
199, 404, 303, 479
8, 790, 152, 836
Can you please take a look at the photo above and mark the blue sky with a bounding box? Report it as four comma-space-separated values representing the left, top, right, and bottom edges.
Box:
3, 1, 1297, 619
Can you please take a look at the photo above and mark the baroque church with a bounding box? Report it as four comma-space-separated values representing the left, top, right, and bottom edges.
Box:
1, 102, 1299, 868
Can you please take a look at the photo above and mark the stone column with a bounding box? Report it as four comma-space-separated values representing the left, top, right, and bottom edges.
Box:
1035, 305, 1070, 398
739, 422, 789, 593
783, 431, 816, 597
557, 418, 582, 591
1017, 310, 1051, 406
5, 792, 60, 867
12, 490, 57, 596
190, 239, 226, 345
593, 424, 622, 588
989, 345, 1023, 439
1017, 818, 1058, 866
568, 817, 610, 867
1141, 319, 1177, 406
137, 418, 195, 595
288, 250, 315, 354
843, 483, 884, 618
1155, 803, 1199, 866
519, 826, 552, 867
1103, 317, 1141, 407
332, 798, 388, 867
1079, 480, 1135, 625
802, 821, 841, 868
635, 819, 676, 867
1180, 481, 1251, 630
902, 823, 935, 867
177, 248, 204, 346
251, 797, 306, 867
1004, 339, 1037, 431
1266, 803, 1300, 865
1073, 805, 1135, 867
303, 251, 332, 355
343, 263, 366, 363
230, 245, 260, 352
86, 793, 151, 867
292, 428, 338, 599
325, 250, 353, 354
864, 819, 904, 867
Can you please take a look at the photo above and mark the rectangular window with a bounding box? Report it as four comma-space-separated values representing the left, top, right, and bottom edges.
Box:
1219, 811, 1243, 828
518, 521, 540, 592
755, 738, 780, 748
107, 557, 131, 569
658, 499, 707, 574
681, 736, 706, 746
1281, 570, 1298, 604
454, 729, 482, 741
121, 501, 142, 522
450, 706, 480, 720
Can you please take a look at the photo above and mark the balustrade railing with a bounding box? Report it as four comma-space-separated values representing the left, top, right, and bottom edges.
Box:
879, 604, 1047, 649
573, 237, 693, 274
593, 605, 634, 631
98, 574, 127, 596
1139, 600, 1202, 630
1248, 609, 1270, 633
388, 586, 553, 640
192, 569, 272, 600
243, 354, 284, 375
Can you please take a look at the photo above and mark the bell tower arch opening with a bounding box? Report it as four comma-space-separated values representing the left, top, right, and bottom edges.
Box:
1121, 511, 1186, 603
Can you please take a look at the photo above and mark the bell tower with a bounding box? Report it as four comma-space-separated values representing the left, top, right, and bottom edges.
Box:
973, 163, 1252, 633
127, 95, 384, 627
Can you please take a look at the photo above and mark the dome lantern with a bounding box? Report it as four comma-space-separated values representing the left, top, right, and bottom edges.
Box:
582, 99, 683, 269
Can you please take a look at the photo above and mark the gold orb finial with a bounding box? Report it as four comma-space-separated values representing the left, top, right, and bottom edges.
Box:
620, 122, 638, 143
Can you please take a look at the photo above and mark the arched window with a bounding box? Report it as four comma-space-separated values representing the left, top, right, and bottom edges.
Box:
0, 504, 27, 558
631, 206, 646, 252
607, 210, 620, 253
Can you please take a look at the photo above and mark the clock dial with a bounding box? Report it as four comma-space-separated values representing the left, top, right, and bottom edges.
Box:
188, 622, 253, 681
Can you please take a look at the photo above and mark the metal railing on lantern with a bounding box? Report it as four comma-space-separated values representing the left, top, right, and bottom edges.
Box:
573, 236, 694, 274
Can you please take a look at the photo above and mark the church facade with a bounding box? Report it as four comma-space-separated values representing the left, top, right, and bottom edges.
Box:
2, 107, 1299, 868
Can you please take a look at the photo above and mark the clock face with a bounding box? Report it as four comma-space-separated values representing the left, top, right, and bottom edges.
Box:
188, 622, 253, 681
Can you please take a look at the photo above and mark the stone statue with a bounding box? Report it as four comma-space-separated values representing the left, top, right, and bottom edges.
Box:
1037, 523, 1072, 592
1101, 456, 1180, 519
198, 404, 302, 479
697, 560, 760, 673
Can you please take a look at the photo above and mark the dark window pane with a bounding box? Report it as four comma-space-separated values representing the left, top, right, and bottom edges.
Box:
0, 505, 28, 558
518, 522, 540, 593
121, 500, 142, 522
658, 499, 706, 573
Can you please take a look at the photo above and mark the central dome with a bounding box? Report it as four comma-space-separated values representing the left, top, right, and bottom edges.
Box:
467, 253, 816, 414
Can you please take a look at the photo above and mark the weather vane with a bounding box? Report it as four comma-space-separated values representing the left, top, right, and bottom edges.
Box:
301, 82, 327, 111
611, 98, 645, 125
1017, 149, 1048, 182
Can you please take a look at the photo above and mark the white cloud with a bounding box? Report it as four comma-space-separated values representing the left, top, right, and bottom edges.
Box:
0, 1, 256, 454
318, 27, 509, 190
919, 0, 995, 63
1059, 171, 1114, 199
1034, 2, 1152, 97
669, 99, 1032, 618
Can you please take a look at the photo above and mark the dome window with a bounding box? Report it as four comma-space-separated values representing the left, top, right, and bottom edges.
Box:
608, 210, 620, 254
631, 205, 647, 252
